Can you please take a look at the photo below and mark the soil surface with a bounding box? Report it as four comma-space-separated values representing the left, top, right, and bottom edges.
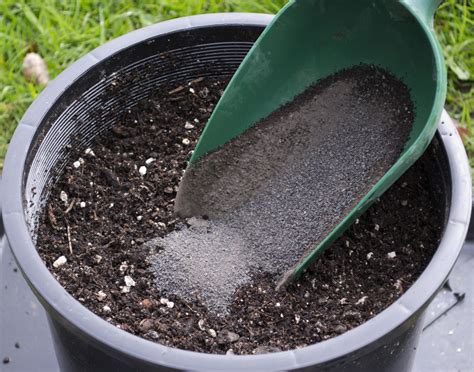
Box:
36, 72, 445, 355
156, 66, 414, 314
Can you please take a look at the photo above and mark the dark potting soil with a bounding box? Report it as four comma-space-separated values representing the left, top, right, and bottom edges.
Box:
154, 65, 415, 315
36, 67, 445, 355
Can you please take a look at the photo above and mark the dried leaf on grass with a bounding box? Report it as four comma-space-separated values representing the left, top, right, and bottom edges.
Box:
22, 52, 49, 85
453, 118, 469, 143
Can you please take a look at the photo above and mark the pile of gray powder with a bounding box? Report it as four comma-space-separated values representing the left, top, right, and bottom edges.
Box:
146, 65, 414, 315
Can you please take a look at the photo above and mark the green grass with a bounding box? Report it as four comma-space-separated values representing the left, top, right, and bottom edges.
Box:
0, 0, 472, 169
435, 0, 474, 168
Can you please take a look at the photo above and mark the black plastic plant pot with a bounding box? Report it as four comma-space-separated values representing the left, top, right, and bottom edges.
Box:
1, 13, 472, 372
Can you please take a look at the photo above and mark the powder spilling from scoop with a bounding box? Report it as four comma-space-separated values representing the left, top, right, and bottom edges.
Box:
147, 65, 414, 315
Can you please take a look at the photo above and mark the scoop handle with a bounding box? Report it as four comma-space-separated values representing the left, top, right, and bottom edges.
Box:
402, 0, 443, 26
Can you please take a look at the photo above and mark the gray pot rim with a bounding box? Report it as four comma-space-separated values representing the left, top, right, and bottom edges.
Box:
1, 13, 471, 370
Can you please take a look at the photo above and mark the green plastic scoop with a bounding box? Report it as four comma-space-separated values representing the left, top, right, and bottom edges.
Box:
181, 0, 446, 287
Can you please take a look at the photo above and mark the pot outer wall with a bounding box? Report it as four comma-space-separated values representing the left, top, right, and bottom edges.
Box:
2, 13, 470, 372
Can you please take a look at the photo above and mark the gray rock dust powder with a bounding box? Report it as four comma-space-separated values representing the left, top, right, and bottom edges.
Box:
147, 65, 414, 315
